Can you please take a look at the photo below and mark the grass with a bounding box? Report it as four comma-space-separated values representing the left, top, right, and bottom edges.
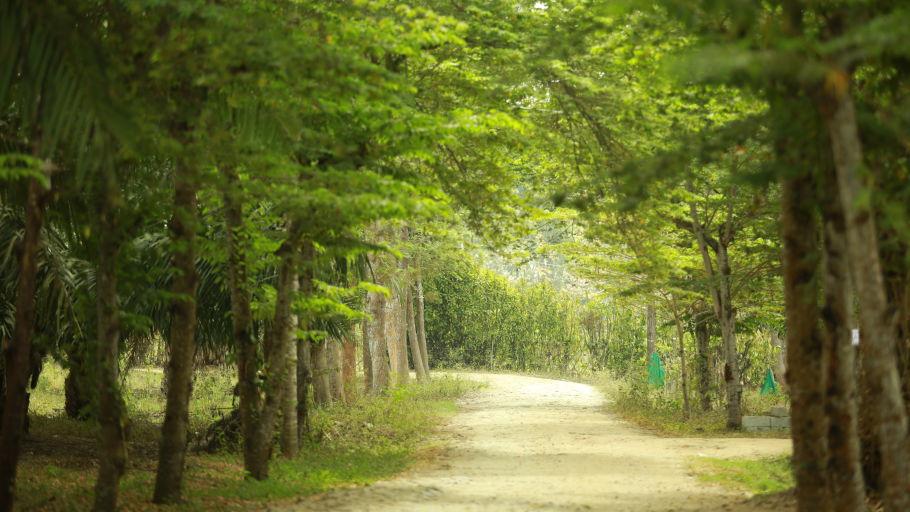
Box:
691, 454, 794, 494
17, 363, 481, 511
596, 373, 791, 438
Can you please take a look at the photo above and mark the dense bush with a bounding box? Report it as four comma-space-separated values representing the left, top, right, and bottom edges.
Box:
424, 259, 645, 375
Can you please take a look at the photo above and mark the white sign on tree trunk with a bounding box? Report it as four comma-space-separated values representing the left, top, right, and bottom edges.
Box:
851, 328, 860, 346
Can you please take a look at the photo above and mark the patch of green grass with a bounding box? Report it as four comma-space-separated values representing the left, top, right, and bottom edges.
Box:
17, 367, 480, 511
692, 454, 794, 494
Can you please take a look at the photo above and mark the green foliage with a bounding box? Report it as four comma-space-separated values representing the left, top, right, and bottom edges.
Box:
424, 255, 644, 375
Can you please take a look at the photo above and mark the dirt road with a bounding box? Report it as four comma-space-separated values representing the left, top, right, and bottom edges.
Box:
286, 373, 792, 512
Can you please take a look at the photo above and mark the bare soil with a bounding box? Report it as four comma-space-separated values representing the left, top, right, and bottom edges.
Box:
283, 373, 793, 512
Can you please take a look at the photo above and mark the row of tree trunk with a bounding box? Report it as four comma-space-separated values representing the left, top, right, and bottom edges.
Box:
778, 61, 910, 510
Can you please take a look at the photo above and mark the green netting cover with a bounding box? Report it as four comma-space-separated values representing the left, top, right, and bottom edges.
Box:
647, 353, 665, 387
761, 368, 778, 395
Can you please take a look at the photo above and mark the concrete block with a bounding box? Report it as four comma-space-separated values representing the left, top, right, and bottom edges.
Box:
742, 416, 771, 432
770, 416, 791, 430
770, 406, 789, 417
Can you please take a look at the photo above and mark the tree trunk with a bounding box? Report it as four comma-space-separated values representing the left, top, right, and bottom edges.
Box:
93, 167, 129, 512
247, 223, 301, 480
694, 313, 711, 412
64, 347, 94, 420
297, 261, 314, 444
341, 333, 356, 402
280, 279, 299, 459
670, 306, 690, 419
646, 305, 657, 359
826, 86, 910, 511
770, 331, 788, 392
297, 328, 311, 442
781, 170, 831, 511
386, 290, 409, 386
820, 160, 867, 511
366, 288, 389, 393
0, 175, 50, 512
415, 278, 430, 375
361, 314, 373, 392
154, 163, 200, 504
327, 338, 343, 402
221, 167, 266, 479
312, 340, 331, 405
407, 288, 428, 382
688, 197, 742, 429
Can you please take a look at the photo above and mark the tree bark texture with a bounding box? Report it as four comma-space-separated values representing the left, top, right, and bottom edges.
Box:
407, 288, 428, 382
694, 313, 712, 412
825, 86, 910, 511
247, 223, 300, 480
280, 279, 299, 459
0, 175, 50, 512
670, 305, 690, 419
781, 171, 831, 511
366, 288, 389, 393
415, 279, 430, 375
385, 290, 409, 386
341, 333, 356, 402
646, 305, 657, 359
296, 327, 311, 443
221, 168, 266, 479
312, 339, 331, 405
154, 164, 200, 504
327, 338, 344, 402
93, 167, 129, 512
820, 161, 867, 512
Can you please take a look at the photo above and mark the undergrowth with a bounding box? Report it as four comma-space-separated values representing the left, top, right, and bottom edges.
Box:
17, 364, 480, 511
597, 373, 791, 437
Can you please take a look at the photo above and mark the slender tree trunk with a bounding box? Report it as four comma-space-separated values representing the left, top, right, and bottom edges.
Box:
366, 288, 390, 393
386, 290, 409, 385
771, 331, 788, 392
311, 340, 331, 405
362, 314, 373, 392
820, 161, 867, 511
341, 333, 356, 402
715, 245, 742, 430
297, 261, 314, 444
646, 305, 657, 359
154, 162, 200, 504
670, 304, 690, 419
93, 167, 129, 512
688, 197, 742, 429
415, 279, 430, 375
407, 288, 428, 382
327, 338, 343, 402
825, 86, 910, 511
781, 170, 831, 511
297, 327, 311, 442
280, 279, 299, 459
0, 175, 50, 512
247, 223, 301, 480
221, 168, 266, 479
694, 313, 711, 412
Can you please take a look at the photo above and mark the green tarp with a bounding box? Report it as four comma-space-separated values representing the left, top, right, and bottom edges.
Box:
647, 353, 665, 387
761, 368, 778, 395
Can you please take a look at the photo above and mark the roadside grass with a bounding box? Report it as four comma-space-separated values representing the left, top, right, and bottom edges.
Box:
17, 363, 480, 511
596, 373, 791, 438
691, 454, 794, 494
